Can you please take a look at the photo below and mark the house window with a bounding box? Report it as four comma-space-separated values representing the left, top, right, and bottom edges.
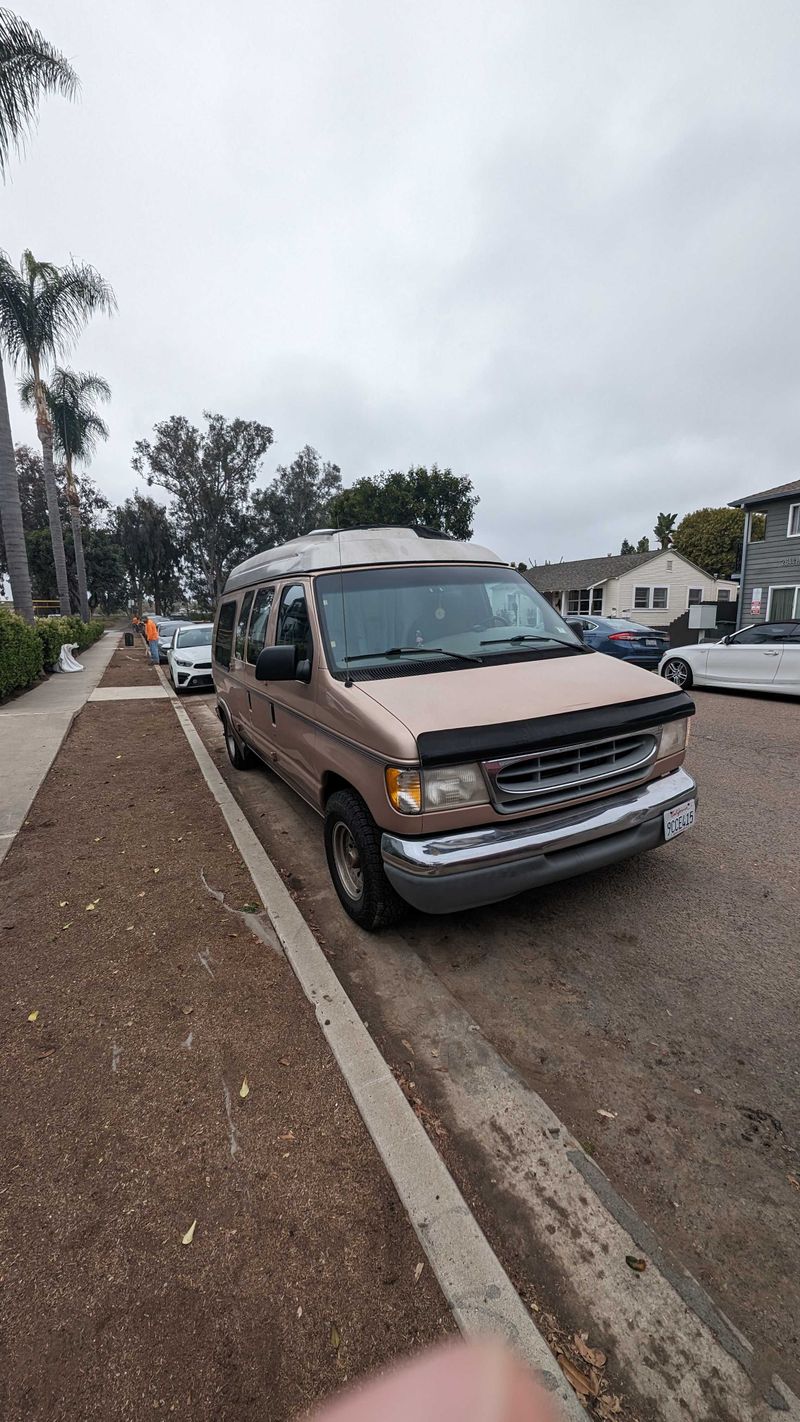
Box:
687, 588, 703, 606
634, 586, 669, 611
767, 585, 800, 619
788, 503, 800, 537
566, 587, 603, 615
717, 588, 731, 602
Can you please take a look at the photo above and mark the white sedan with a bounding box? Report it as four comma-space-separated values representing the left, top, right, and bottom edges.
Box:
659, 620, 800, 695
167, 623, 214, 693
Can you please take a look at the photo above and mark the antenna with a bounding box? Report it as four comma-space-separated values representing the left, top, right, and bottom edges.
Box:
336, 524, 353, 688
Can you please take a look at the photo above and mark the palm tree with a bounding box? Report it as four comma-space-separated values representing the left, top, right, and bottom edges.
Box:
20, 367, 110, 621
653, 511, 677, 550
0, 250, 115, 614
0, 10, 78, 623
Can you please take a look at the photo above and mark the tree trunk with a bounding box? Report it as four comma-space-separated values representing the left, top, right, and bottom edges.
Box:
65, 456, 90, 622
0, 362, 35, 623
34, 379, 71, 616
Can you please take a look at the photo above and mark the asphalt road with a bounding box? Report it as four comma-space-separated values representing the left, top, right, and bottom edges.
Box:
187, 685, 799, 1407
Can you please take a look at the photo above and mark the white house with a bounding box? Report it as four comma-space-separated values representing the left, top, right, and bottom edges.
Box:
524, 550, 738, 628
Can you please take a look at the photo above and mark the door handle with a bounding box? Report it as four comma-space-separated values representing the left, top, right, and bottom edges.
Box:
764, 651, 780, 656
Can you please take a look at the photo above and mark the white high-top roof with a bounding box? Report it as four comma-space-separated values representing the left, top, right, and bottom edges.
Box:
224, 526, 505, 592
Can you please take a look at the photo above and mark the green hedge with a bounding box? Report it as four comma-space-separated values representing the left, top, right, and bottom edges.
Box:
0, 607, 44, 699
35, 614, 104, 669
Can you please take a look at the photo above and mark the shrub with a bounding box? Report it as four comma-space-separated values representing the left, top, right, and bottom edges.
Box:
34, 614, 105, 668
0, 607, 44, 700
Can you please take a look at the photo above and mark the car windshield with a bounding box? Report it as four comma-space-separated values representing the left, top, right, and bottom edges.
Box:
315, 565, 582, 675
174, 625, 212, 648
157, 622, 182, 638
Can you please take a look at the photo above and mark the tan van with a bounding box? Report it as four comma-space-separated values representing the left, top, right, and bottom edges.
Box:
212, 526, 696, 930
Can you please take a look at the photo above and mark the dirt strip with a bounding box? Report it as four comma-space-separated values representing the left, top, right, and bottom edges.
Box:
100, 641, 160, 686
0, 697, 451, 1422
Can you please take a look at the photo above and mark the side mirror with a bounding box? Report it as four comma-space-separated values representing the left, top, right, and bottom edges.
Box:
565, 618, 585, 643
720, 634, 731, 645
255, 644, 298, 682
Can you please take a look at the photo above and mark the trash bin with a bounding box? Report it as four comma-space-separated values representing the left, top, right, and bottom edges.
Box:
124, 631, 134, 647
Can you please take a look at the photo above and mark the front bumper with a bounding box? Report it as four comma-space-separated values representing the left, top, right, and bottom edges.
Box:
175, 669, 213, 689
381, 766, 697, 914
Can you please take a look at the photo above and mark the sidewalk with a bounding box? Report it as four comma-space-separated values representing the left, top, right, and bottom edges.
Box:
0, 630, 119, 869
0, 644, 450, 1421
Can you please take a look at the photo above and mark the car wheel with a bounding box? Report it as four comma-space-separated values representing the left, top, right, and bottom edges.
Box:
662, 657, 693, 689
324, 789, 407, 931
222, 708, 253, 770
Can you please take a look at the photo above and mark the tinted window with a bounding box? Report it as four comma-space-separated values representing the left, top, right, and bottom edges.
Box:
734, 622, 796, 644
214, 601, 237, 668
246, 587, 274, 664
276, 584, 311, 662
235, 590, 254, 660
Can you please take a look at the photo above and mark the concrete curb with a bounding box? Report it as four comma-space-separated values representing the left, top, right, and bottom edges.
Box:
164, 685, 585, 1419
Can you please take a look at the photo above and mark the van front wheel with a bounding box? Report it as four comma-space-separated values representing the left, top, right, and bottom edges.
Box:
221, 708, 253, 770
324, 790, 407, 931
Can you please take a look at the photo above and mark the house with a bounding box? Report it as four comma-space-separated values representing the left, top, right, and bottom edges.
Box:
729, 478, 800, 628
524, 550, 738, 628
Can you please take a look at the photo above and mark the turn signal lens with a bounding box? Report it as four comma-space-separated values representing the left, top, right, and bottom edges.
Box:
385, 767, 422, 814
658, 718, 688, 758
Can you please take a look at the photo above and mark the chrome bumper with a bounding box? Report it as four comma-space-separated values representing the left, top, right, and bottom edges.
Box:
381, 767, 697, 914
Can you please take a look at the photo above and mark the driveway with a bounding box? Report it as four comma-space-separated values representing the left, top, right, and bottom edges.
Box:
186, 685, 800, 1407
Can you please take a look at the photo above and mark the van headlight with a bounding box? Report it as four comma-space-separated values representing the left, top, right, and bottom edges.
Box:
658, 718, 689, 758
423, 762, 489, 811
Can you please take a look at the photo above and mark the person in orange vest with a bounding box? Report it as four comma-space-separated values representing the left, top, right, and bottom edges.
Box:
144, 615, 160, 664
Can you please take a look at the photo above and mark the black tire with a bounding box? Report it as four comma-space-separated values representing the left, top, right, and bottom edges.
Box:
221, 706, 253, 770
170, 668, 182, 695
661, 657, 693, 689
324, 789, 407, 931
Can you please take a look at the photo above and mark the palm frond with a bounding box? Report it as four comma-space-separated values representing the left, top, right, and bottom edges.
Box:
41, 363, 111, 465
0, 248, 116, 367
0, 9, 79, 177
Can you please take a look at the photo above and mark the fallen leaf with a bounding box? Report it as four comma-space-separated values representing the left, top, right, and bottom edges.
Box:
137, 891, 145, 898
126, 925, 134, 931
279, 1056, 290, 1067
597, 1394, 623, 1418
59, 900, 67, 908
574, 1333, 607, 1369
278, 1130, 295, 1141
626, 1255, 647, 1273
558, 1356, 596, 1398
789, 1174, 800, 1191
414, 1261, 424, 1283
401, 1039, 415, 1055
330, 1324, 341, 1350
239, 1076, 250, 1099
85, 903, 97, 912
431, 1048, 440, 1058
242, 902, 260, 912
94, 836, 101, 843
62, 922, 72, 930
296, 1306, 303, 1318
153, 867, 160, 875
116, 754, 122, 759
597, 1109, 617, 1120
181, 1219, 197, 1246
27, 1009, 39, 1023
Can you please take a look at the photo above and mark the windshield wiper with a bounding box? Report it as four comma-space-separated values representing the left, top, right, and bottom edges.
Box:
344, 645, 482, 665
479, 633, 581, 649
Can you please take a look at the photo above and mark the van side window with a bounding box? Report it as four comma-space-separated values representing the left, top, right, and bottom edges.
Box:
246, 586, 275, 664
214, 600, 237, 669
276, 584, 311, 663
234, 590, 254, 660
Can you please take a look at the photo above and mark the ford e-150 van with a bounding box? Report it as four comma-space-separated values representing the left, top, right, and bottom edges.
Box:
212, 526, 696, 930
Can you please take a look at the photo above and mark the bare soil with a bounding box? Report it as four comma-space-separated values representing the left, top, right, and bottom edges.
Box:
0, 696, 450, 1422
100, 641, 159, 686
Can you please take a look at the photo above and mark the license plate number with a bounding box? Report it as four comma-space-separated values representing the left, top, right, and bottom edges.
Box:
664, 799, 696, 841
645, 638, 658, 646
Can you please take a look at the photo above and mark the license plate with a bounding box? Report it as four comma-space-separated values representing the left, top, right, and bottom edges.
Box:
645, 638, 658, 647
664, 799, 696, 841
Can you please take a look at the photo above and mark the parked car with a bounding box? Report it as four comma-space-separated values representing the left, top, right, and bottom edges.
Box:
167, 623, 214, 692
152, 619, 185, 663
660, 620, 800, 694
212, 527, 697, 930
566, 615, 668, 670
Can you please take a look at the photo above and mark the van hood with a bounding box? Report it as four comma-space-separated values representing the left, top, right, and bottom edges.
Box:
354, 651, 689, 759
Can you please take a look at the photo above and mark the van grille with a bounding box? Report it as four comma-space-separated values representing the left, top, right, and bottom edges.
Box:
483, 731, 658, 813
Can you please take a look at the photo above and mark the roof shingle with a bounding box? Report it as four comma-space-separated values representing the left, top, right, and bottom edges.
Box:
729, 478, 800, 508
523, 551, 656, 593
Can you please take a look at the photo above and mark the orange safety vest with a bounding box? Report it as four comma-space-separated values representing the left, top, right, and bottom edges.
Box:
144, 618, 159, 642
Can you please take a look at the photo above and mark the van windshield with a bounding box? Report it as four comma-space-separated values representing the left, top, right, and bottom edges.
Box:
315, 565, 582, 676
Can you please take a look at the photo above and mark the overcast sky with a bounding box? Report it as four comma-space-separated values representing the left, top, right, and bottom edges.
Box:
4, 0, 800, 563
